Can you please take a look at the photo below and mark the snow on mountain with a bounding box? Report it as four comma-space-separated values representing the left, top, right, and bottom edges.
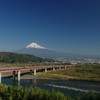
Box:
15, 42, 95, 60
15, 42, 67, 58
26, 42, 46, 49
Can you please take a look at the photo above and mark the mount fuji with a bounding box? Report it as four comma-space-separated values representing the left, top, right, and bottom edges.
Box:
15, 42, 69, 59
15, 42, 99, 61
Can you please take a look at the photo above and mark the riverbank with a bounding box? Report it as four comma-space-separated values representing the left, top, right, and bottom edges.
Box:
1, 64, 100, 100
1, 64, 100, 82
36, 64, 100, 82
0, 84, 68, 100
0, 82, 100, 100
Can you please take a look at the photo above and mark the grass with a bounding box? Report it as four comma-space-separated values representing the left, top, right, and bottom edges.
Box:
37, 64, 100, 81
1, 63, 100, 81
0, 84, 68, 100
0, 84, 100, 100
0, 64, 100, 100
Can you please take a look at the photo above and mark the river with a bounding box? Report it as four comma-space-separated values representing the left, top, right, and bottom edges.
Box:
1, 78, 100, 96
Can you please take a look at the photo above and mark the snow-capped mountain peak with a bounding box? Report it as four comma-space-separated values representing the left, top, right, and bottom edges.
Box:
26, 42, 46, 49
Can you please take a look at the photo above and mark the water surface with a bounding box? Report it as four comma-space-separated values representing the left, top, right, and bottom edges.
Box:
2, 78, 100, 96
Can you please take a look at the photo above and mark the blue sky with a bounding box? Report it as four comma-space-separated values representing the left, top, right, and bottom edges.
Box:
0, 0, 100, 55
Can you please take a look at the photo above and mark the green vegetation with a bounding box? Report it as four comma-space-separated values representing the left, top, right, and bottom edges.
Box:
37, 64, 100, 81
0, 52, 55, 64
0, 84, 67, 100
82, 91, 100, 100
0, 84, 100, 100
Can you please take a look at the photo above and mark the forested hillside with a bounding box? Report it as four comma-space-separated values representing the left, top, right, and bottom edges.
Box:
0, 52, 54, 63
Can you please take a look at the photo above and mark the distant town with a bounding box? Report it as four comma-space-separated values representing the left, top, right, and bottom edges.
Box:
56, 57, 100, 64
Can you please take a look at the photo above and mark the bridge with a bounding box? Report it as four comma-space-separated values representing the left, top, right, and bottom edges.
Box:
0, 65, 75, 83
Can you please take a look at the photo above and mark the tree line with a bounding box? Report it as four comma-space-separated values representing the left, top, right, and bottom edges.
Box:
0, 52, 54, 63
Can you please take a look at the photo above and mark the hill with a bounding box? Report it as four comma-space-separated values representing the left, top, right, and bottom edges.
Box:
0, 52, 54, 63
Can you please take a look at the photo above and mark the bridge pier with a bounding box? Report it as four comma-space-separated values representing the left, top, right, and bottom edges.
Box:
12, 71, 16, 80
0, 72, 1, 83
53, 67, 55, 71
34, 69, 36, 76
0, 65, 75, 83
18, 71, 20, 81
45, 68, 47, 73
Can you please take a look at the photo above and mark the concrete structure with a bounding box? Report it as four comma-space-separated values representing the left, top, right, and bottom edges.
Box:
0, 65, 76, 83
53, 67, 55, 71
45, 68, 47, 73
34, 69, 36, 76
18, 71, 20, 81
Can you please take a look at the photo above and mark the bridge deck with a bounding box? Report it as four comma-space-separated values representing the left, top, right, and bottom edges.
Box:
0, 65, 74, 73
